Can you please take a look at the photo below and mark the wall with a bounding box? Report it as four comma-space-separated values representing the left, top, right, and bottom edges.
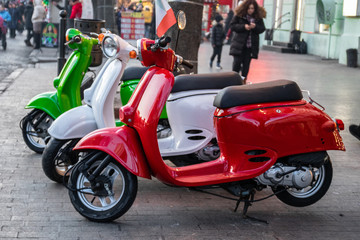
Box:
263, 0, 360, 66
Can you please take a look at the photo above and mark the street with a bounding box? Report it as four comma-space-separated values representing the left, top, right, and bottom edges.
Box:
0, 34, 360, 239
0, 33, 33, 93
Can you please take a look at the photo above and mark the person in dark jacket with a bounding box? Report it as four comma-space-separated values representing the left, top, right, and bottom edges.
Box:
229, 0, 266, 83
17, 1, 25, 33
224, 9, 233, 44
210, 14, 226, 69
8, 2, 19, 38
24, 0, 33, 46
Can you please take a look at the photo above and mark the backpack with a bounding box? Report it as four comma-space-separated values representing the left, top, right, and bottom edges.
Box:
0, 16, 7, 35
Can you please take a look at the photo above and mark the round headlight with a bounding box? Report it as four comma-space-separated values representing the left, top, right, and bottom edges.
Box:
103, 36, 119, 58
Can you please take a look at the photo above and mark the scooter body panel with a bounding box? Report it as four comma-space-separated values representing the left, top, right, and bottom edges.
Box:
83, 58, 113, 105
214, 100, 346, 159
25, 91, 61, 119
159, 90, 218, 156
92, 59, 124, 129
73, 126, 151, 179
56, 52, 91, 113
120, 79, 168, 119
48, 105, 97, 140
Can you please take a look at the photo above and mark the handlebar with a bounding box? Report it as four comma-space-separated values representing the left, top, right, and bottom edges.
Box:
159, 36, 171, 47
150, 36, 172, 52
176, 55, 194, 69
181, 59, 194, 69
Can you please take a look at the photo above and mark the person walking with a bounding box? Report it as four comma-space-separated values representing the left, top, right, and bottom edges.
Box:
210, 14, 226, 69
24, 0, 34, 47
69, 0, 82, 19
0, 3, 11, 50
17, 0, 25, 34
229, 0, 266, 83
31, 0, 46, 49
224, 9, 233, 44
8, 2, 19, 38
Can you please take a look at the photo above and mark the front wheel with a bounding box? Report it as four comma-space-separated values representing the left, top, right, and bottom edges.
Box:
20, 109, 54, 153
68, 153, 138, 222
272, 157, 333, 207
42, 138, 80, 183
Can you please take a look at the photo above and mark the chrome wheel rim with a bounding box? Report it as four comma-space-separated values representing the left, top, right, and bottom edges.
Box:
76, 161, 125, 211
286, 165, 325, 198
25, 112, 53, 148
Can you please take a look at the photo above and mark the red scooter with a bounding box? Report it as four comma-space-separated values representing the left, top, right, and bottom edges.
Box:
67, 36, 345, 222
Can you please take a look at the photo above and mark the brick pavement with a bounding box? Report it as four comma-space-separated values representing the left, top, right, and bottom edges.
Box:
0, 42, 359, 239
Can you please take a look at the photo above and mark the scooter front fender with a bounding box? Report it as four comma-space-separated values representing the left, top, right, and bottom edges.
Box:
25, 91, 61, 119
73, 126, 151, 179
48, 105, 97, 140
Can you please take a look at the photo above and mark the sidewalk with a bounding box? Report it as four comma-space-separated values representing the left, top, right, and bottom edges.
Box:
0, 42, 359, 239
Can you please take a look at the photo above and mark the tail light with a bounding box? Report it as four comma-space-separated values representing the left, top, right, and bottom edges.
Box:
335, 119, 345, 131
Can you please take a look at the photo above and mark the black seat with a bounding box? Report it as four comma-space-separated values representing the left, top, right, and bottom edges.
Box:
171, 72, 243, 93
213, 80, 303, 109
121, 66, 149, 81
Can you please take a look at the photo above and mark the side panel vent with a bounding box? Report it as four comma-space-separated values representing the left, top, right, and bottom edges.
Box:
245, 150, 267, 156
185, 129, 203, 134
188, 136, 206, 140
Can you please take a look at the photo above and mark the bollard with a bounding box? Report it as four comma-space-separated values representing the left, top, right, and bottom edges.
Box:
57, 10, 67, 75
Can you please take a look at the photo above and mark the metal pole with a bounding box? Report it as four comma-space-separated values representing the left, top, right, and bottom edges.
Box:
58, 10, 67, 75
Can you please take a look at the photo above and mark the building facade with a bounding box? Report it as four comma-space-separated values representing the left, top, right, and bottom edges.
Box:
263, 0, 360, 66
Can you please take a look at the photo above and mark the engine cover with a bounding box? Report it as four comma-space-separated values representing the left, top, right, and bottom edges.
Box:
256, 164, 313, 189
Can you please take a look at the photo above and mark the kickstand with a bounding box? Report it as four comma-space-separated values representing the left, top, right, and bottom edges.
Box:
234, 191, 269, 224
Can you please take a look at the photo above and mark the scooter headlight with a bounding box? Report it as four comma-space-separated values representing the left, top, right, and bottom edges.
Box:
102, 36, 119, 58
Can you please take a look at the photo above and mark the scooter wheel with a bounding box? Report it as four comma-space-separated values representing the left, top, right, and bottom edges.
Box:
42, 138, 80, 183
21, 109, 53, 154
68, 153, 138, 222
272, 156, 333, 207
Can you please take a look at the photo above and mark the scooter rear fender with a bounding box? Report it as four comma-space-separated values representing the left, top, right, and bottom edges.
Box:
48, 105, 97, 140
25, 91, 61, 119
73, 126, 151, 179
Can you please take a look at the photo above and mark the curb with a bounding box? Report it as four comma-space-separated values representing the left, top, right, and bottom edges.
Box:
0, 68, 25, 94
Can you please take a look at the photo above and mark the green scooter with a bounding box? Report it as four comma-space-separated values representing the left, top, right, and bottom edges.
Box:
20, 28, 99, 153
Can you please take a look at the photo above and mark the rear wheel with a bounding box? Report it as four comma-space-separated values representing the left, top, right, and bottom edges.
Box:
272, 156, 333, 207
21, 109, 53, 153
42, 138, 80, 183
68, 153, 138, 222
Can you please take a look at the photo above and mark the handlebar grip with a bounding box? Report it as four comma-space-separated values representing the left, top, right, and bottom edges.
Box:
182, 59, 194, 69
158, 36, 171, 47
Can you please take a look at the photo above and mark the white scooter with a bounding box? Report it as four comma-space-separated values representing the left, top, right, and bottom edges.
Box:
41, 33, 243, 183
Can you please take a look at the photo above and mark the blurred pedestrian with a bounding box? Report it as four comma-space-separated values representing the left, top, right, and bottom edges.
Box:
224, 8, 233, 44
209, 14, 225, 70
8, 2, 19, 38
143, 6, 151, 38
17, 0, 25, 34
31, 0, 46, 49
24, 0, 34, 46
229, 0, 266, 83
69, 0, 82, 19
0, 3, 10, 50
115, 7, 122, 36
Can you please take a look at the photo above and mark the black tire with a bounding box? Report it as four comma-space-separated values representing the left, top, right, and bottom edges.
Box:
272, 157, 333, 207
42, 138, 80, 183
21, 109, 54, 153
68, 154, 138, 222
